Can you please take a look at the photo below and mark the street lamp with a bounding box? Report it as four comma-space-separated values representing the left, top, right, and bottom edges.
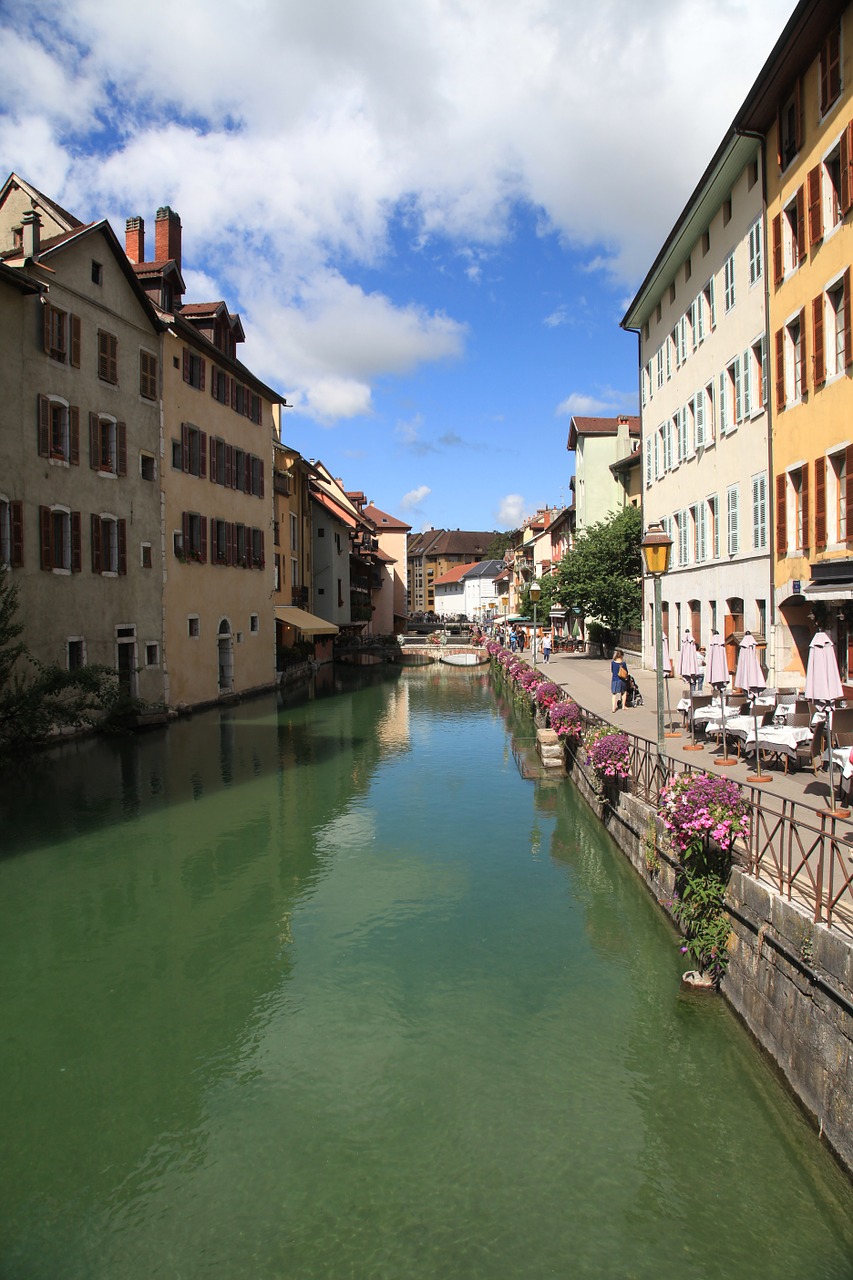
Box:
501, 594, 509, 646
529, 581, 541, 665
640, 522, 673, 755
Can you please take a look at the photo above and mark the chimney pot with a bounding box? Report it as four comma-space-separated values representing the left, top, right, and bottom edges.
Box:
21, 209, 41, 260
125, 216, 145, 264
155, 206, 182, 272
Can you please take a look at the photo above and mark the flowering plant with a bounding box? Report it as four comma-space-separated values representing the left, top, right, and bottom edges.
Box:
549, 699, 583, 739
497, 650, 514, 668
584, 727, 630, 779
534, 682, 561, 710
486, 640, 501, 656
659, 772, 750, 857
518, 668, 540, 691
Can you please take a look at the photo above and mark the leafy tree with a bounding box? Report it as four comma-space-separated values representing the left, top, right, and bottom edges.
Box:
0, 567, 123, 757
552, 506, 643, 632
483, 530, 517, 561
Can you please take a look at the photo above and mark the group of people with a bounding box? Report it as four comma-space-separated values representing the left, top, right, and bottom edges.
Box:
494, 625, 552, 661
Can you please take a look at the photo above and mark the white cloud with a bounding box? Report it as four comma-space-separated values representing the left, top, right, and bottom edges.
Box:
543, 306, 568, 328
556, 387, 637, 417
497, 494, 526, 527
401, 484, 431, 510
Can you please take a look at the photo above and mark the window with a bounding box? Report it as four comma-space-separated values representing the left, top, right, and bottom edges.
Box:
723, 195, 733, 225
89, 415, 127, 476
212, 518, 229, 565
702, 229, 710, 256
140, 453, 156, 482
752, 473, 768, 550
724, 253, 736, 311
748, 336, 767, 412
726, 485, 740, 555
829, 448, 853, 543
212, 368, 230, 404
774, 189, 805, 281
145, 643, 160, 667
0, 498, 23, 567
39, 506, 81, 572
97, 330, 118, 384
720, 358, 744, 433
91, 514, 126, 575
274, 555, 281, 591
188, 616, 200, 638
38, 396, 79, 465
656, 347, 664, 389
823, 145, 843, 233
820, 272, 851, 381
291, 556, 299, 588
174, 423, 207, 477
685, 255, 692, 282
250, 613, 259, 633
251, 527, 265, 569
666, 334, 673, 380
250, 456, 264, 498
820, 24, 842, 116
748, 158, 759, 190
176, 511, 207, 562
669, 282, 676, 305
748, 219, 763, 285
236, 524, 247, 567
791, 467, 809, 550
67, 638, 86, 670
91, 261, 102, 286
290, 512, 298, 551
182, 348, 206, 390
141, 542, 153, 568
702, 277, 716, 331
43, 306, 80, 366
776, 311, 806, 408
708, 495, 720, 558
140, 350, 157, 400
778, 81, 803, 170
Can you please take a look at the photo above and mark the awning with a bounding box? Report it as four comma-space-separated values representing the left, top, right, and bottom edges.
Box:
274, 605, 339, 636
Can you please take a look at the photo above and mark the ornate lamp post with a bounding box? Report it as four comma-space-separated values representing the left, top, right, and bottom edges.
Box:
641, 522, 673, 756
530, 581, 541, 665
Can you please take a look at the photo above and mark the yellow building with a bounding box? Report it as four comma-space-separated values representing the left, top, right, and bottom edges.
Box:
741, 0, 853, 686
271, 438, 338, 663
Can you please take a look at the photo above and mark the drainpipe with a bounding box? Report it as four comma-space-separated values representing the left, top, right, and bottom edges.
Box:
736, 126, 777, 686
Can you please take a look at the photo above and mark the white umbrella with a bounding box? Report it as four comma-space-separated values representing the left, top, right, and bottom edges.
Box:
707, 633, 735, 765
678, 632, 702, 747
805, 630, 846, 813
736, 633, 769, 782
654, 633, 678, 734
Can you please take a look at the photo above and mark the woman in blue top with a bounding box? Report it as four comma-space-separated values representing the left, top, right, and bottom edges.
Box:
611, 648, 628, 712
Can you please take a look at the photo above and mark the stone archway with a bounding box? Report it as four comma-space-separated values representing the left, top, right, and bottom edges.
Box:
218, 618, 234, 694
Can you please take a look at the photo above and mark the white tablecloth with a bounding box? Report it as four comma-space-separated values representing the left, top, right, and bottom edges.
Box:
741, 725, 814, 761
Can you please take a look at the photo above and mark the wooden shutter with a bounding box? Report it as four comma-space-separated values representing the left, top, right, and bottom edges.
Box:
71, 512, 81, 573
182, 511, 190, 557
801, 465, 810, 552
183, 347, 191, 383
38, 395, 50, 457
69, 407, 79, 465
256, 398, 263, 427
844, 267, 852, 368
808, 166, 823, 244
815, 457, 827, 549
199, 431, 207, 479
225, 521, 233, 566
846, 445, 853, 544
91, 514, 102, 573
89, 412, 100, 469
813, 294, 825, 386
98, 331, 109, 381
116, 422, 126, 476
199, 358, 206, 392
210, 434, 216, 482
199, 515, 208, 563
117, 519, 127, 575
230, 378, 237, 411
775, 473, 787, 556
258, 529, 265, 569
772, 214, 783, 285
70, 315, 81, 368
10, 502, 23, 568
40, 506, 52, 570
775, 327, 785, 409
258, 461, 264, 500
796, 185, 806, 264
225, 444, 233, 489
799, 307, 807, 397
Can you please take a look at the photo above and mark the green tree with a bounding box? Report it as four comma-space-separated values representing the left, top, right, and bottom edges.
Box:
0, 567, 123, 757
552, 506, 643, 633
483, 530, 517, 561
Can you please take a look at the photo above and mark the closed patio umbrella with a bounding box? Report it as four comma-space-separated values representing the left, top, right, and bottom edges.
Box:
679, 632, 702, 748
707, 633, 735, 765
805, 630, 847, 814
736, 632, 769, 783
654, 633, 678, 735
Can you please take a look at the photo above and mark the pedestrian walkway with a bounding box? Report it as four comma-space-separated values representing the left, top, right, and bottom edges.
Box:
533, 648, 852, 819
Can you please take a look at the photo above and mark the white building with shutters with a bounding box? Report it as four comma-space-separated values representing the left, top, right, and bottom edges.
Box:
622, 130, 773, 677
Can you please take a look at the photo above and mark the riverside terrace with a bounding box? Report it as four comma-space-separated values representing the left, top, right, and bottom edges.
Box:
527, 648, 853, 936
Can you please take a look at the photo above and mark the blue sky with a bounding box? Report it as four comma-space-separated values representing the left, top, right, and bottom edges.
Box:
0, 0, 798, 532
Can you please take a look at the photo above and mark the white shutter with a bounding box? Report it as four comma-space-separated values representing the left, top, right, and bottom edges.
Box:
727, 485, 740, 554
695, 293, 705, 344
719, 371, 728, 434
710, 495, 720, 557
709, 276, 716, 328
654, 430, 661, 478
752, 473, 767, 549
695, 392, 705, 447
679, 510, 689, 564
697, 503, 707, 561
645, 438, 653, 488
734, 356, 744, 423
742, 349, 752, 417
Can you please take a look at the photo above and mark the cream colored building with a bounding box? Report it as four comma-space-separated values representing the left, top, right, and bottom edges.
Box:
0, 175, 166, 703
362, 502, 411, 633
568, 415, 640, 534
622, 136, 772, 674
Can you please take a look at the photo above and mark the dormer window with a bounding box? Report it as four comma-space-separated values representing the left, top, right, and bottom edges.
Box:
778, 81, 803, 171
161, 282, 173, 311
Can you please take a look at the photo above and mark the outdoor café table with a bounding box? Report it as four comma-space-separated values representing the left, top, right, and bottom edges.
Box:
692, 705, 743, 727
703, 714, 754, 744
741, 723, 814, 766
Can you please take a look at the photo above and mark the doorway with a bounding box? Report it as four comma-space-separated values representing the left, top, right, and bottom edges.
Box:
218, 619, 233, 694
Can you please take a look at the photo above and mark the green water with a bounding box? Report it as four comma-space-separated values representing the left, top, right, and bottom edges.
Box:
1, 666, 852, 1280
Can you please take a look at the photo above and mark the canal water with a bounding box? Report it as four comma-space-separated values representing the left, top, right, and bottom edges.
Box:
1, 666, 853, 1279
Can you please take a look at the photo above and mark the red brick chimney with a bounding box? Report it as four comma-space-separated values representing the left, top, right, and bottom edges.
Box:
155, 206, 182, 270
125, 216, 145, 263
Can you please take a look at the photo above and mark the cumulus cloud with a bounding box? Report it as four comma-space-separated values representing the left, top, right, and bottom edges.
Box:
497, 494, 526, 527
556, 388, 637, 417
401, 485, 431, 511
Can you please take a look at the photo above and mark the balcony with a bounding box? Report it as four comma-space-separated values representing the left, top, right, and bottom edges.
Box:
291, 585, 309, 606
273, 472, 291, 496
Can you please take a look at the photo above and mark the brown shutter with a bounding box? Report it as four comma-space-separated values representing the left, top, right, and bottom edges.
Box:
258, 460, 264, 500
257, 398, 263, 427
815, 457, 827, 549
210, 434, 216, 482
97, 331, 108, 381
225, 444, 233, 488
117, 519, 127, 575
182, 511, 190, 556
813, 294, 825, 386
10, 502, 23, 568
799, 307, 807, 397
91, 514, 102, 573
38, 395, 50, 457
116, 422, 126, 476
199, 431, 207, 479
846, 446, 853, 544
796, 185, 806, 264
230, 378, 237, 411
199, 358, 206, 392
844, 267, 852, 368
40, 506, 52, 570
183, 347, 191, 383
71, 511, 81, 573
775, 327, 785, 409
772, 213, 783, 285
109, 335, 118, 384
808, 165, 823, 244
70, 315, 81, 368
258, 529, 265, 569
225, 521, 233, 566
801, 464, 810, 552
181, 422, 189, 472
842, 123, 853, 214
69, 407, 79, 465
199, 515, 208, 563
90, 412, 100, 469
775, 473, 787, 556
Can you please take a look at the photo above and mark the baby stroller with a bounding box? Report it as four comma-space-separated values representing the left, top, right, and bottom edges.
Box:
624, 673, 643, 708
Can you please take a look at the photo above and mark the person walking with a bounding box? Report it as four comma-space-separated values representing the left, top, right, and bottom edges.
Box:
542, 631, 552, 663
695, 646, 706, 692
611, 648, 629, 712
510, 629, 517, 653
